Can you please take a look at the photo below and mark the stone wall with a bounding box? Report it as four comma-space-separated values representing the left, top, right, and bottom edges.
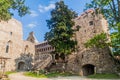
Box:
0, 18, 35, 71
66, 9, 118, 75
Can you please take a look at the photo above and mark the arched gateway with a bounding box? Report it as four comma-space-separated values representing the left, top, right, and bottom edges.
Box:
82, 64, 95, 76
18, 62, 26, 71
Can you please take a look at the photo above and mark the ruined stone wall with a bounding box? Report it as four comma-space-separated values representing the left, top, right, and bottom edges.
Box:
0, 18, 35, 71
74, 10, 109, 51
66, 10, 117, 75
0, 18, 23, 71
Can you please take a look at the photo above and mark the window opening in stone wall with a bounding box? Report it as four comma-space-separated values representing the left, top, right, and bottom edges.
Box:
10, 32, 12, 35
89, 21, 93, 26
6, 44, 9, 53
30, 39, 33, 42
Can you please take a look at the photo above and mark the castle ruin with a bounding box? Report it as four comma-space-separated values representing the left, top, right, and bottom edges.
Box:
0, 10, 119, 76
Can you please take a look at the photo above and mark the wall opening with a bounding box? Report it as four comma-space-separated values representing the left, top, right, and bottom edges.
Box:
89, 21, 94, 26
18, 62, 26, 71
6, 40, 12, 53
82, 64, 95, 76
55, 54, 59, 60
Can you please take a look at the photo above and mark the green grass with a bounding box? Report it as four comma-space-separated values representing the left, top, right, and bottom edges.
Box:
5, 71, 17, 75
45, 72, 76, 78
24, 71, 77, 78
24, 72, 47, 78
87, 73, 120, 79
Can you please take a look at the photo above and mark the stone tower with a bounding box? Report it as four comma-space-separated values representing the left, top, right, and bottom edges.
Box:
27, 31, 38, 43
0, 18, 35, 71
66, 9, 118, 76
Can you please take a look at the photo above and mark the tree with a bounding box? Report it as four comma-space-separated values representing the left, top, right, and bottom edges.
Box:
84, 33, 108, 48
86, 0, 120, 55
0, 0, 29, 21
45, 1, 78, 58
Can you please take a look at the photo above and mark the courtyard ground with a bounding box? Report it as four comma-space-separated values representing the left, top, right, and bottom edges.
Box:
8, 72, 120, 80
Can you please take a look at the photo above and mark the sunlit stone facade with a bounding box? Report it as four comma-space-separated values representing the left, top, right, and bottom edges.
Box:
0, 18, 36, 71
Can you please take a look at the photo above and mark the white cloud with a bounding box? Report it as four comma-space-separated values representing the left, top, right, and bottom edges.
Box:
27, 22, 38, 28
45, 4, 55, 11
30, 10, 39, 17
38, 3, 55, 13
38, 5, 45, 13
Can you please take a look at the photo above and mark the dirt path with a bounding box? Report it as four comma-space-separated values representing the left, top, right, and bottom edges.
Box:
9, 72, 49, 80
9, 72, 86, 80
9, 72, 110, 80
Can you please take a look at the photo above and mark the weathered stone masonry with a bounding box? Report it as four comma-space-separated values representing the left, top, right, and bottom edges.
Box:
0, 18, 36, 71
0, 9, 119, 76
66, 9, 118, 76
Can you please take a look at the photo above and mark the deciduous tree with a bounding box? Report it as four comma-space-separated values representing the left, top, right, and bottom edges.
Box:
0, 0, 29, 21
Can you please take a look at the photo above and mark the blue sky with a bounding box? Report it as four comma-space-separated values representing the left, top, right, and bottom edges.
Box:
13, 0, 91, 42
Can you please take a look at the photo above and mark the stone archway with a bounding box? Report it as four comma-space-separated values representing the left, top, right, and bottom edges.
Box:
18, 62, 26, 71
82, 64, 95, 76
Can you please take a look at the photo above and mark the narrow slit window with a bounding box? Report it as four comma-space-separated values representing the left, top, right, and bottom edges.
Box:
10, 32, 12, 35
6, 44, 9, 53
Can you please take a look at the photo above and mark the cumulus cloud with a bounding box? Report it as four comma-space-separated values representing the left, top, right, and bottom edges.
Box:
27, 22, 39, 28
30, 10, 39, 17
38, 3, 55, 13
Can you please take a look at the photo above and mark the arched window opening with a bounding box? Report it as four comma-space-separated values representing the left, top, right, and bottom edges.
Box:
6, 41, 11, 53
6, 44, 9, 53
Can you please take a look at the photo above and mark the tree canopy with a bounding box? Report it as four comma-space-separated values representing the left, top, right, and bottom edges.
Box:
0, 0, 29, 21
86, 0, 120, 55
45, 1, 78, 55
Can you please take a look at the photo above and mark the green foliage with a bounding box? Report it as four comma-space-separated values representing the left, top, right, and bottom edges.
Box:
87, 73, 120, 79
111, 32, 120, 56
86, 0, 120, 55
0, 0, 29, 21
84, 33, 108, 48
45, 1, 78, 55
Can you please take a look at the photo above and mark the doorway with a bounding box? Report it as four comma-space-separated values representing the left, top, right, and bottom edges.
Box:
18, 62, 26, 71
82, 64, 95, 76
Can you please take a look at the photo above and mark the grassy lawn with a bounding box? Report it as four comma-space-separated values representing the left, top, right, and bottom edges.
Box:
24, 71, 77, 78
24, 72, 47, 78
87, 73, 120, 79
5, 71, 17, 75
